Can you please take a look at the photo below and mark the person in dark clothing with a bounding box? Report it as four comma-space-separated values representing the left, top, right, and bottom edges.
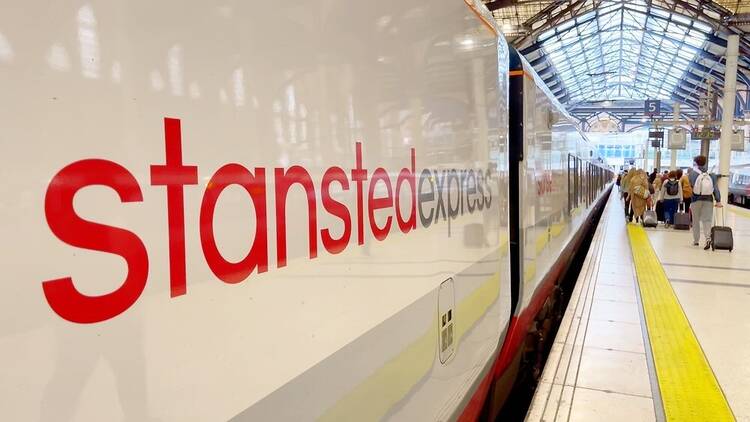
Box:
676, 168, 691, 213
660, 171, 683, 227
621, 168, 635, 220
649, 168, 658, 183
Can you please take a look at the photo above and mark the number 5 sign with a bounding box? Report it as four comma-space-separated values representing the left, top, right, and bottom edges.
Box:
644, 99, 661, 117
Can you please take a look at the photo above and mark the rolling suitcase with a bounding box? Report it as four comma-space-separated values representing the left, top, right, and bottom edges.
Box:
642, 208, 658, 228
673, 203, 690, 230
655, 200, 665, 222
711, 208, 733, 251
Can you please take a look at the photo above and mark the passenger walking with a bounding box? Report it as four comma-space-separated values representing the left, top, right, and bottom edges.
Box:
653, 174, 663, 194
677, 168, 692, 212
653, 175, 664, 222
621, 168, 635, 218
629, 169, 650, 223
687, 155, 722, 249
660, 171, 683, 227
649, 168, 658, 184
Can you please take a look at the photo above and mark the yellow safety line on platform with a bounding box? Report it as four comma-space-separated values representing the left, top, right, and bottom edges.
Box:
627, 224, 734, 421
729, 205, 750, 219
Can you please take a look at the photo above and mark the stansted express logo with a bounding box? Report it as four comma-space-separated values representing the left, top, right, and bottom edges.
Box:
43, 118, 494, 323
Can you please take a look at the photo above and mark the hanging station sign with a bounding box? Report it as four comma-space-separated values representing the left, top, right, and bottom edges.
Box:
644, 99, 661, 117
690, 126, 721, 140
649, 129, 664, 148
669, 128, 687, 150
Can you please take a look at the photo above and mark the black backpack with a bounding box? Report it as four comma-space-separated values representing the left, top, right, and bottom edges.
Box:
666, 180, 679, 196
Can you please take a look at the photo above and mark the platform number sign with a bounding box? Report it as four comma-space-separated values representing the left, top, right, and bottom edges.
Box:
644, 100, 661, 117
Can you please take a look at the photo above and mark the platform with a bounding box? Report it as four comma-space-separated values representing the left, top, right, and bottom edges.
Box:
527, 191, 750, 422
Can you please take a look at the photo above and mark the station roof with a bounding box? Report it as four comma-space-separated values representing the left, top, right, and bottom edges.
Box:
484, 0, 750, 125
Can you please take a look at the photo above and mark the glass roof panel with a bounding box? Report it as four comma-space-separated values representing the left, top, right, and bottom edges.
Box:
672, 13, 692, 26
540, 1, 708, 104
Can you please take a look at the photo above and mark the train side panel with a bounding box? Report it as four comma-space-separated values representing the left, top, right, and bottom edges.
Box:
467, 47, 612, 422
512, 52, 611, 318
729, 165, 750, 206
0, 1, 511, 420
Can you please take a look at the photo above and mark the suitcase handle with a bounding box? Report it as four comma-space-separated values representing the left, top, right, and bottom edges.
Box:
712, 205, 726, 227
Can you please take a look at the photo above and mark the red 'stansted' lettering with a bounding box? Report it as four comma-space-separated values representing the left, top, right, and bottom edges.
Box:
42, 159, 149, 324
41, 117, 495, 323
200, 164, 268, 283
321, 167, 352, 254
351, 143, 368, 245
396, 148, 417, 233
274, 166, 318, 267
150, 118, 198, 297
368, 168, 394, 241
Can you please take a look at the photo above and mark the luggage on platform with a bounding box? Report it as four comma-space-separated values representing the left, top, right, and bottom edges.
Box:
655, 200, 665, 222
642, 209, 658, 228
711, 209, 733, 251
673, 203, 690, 230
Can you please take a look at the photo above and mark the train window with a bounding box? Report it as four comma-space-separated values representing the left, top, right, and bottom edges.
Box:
584, 162, 589, 205
567, 154, 574, 213
586, 163, 591, 205
581, 161, 589, 207
588, 164, 591, 203
594, 166, 600, 196
576, 157, 583, 208
568, 154, 573, 215
588, 163, 592, 204
587, 163, 591, 204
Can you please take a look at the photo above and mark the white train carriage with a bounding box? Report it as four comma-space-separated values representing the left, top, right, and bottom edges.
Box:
466, 47, 612, 420
0, 0, 611, 420
729, 164, 750, 206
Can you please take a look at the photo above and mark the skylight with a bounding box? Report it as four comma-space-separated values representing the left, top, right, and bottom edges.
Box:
538, 0, 710, 104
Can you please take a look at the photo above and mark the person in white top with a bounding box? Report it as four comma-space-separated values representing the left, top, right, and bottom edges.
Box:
687, 155, 722, 249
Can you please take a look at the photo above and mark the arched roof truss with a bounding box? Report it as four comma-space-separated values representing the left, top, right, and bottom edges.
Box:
506, 0, 750, 122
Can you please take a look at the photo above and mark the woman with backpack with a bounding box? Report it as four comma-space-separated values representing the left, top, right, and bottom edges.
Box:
687, 155, 722, 249
660, 170, 683, 228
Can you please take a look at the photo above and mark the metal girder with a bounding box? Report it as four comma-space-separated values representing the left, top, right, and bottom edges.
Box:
516, 0, 746, 51
679, 75, 712, 94
506, 0, 749, 118
529, 55, 546, 67
523, 15, 750, 104
675, 93, 701, 112
520, 0, 594, 37
484, 0, 518, 12
522, 17, 721, 58
538, 67, 557, 81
